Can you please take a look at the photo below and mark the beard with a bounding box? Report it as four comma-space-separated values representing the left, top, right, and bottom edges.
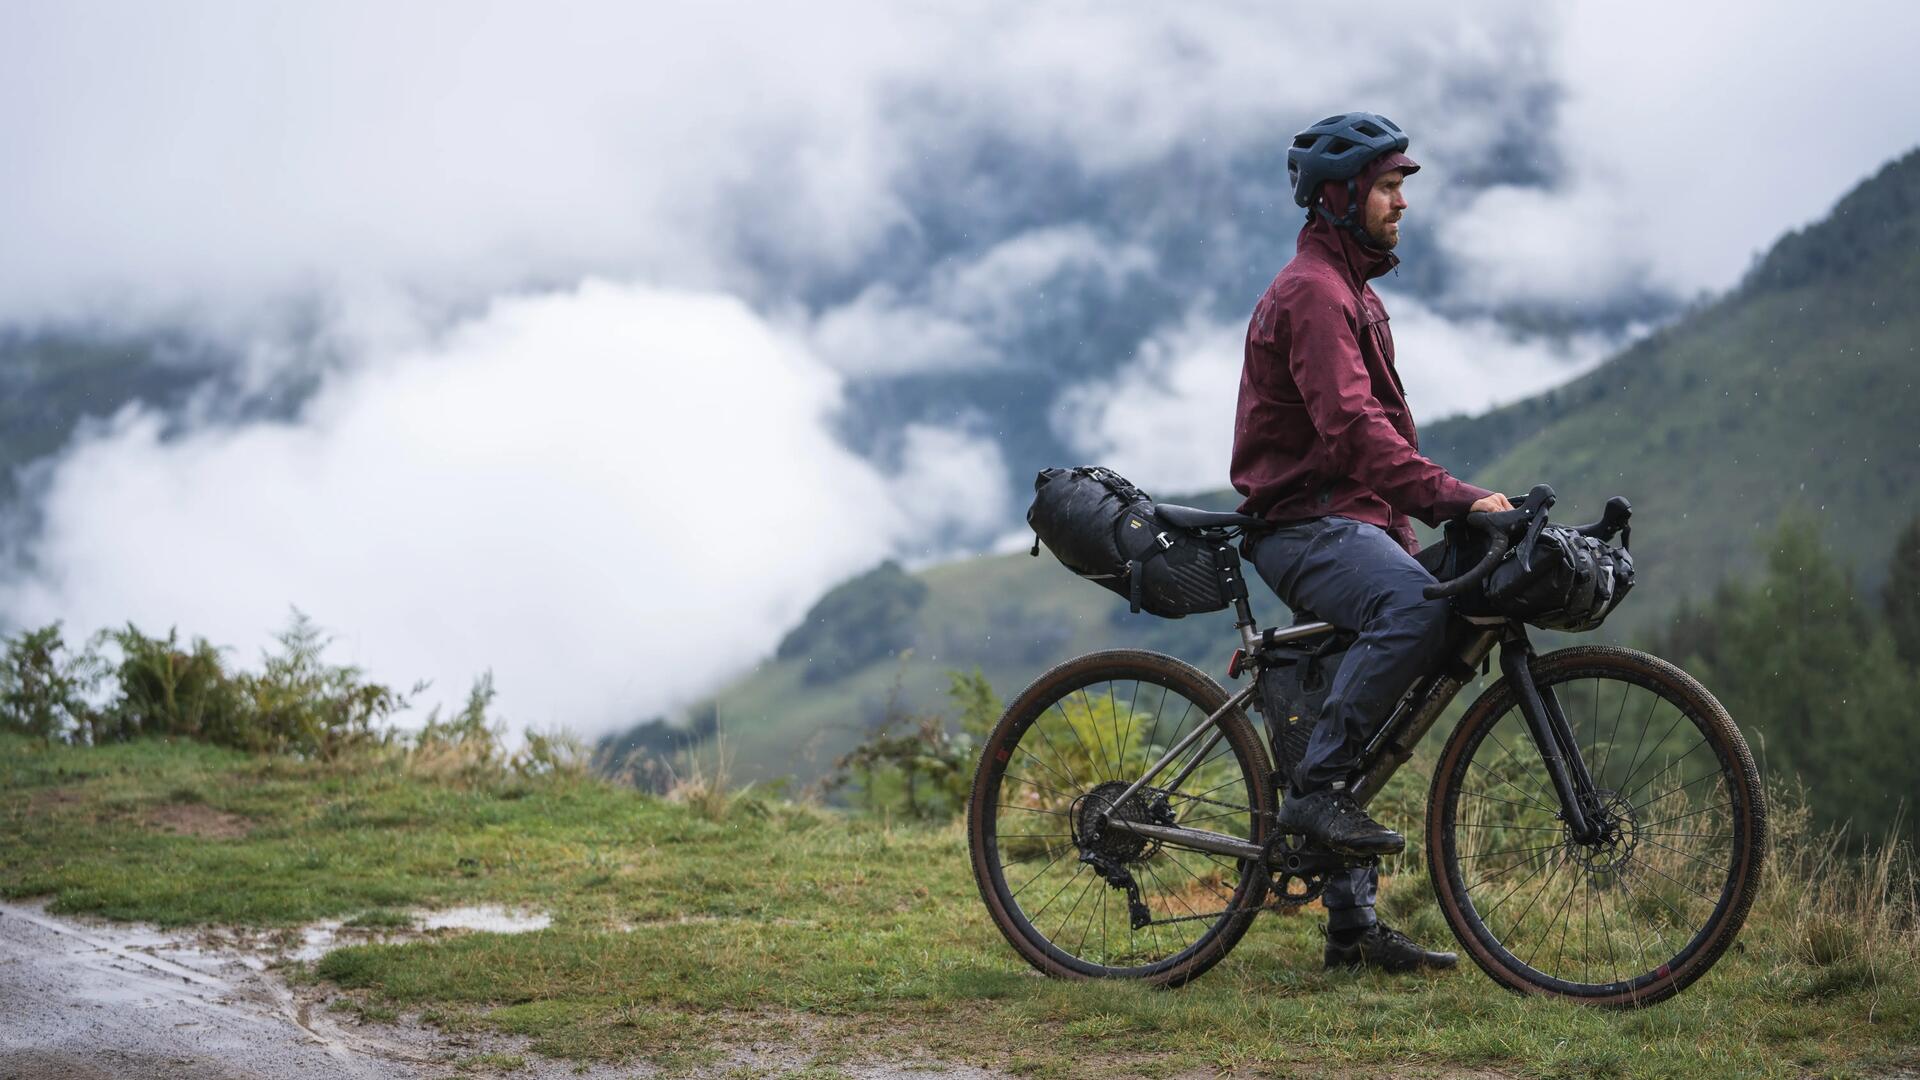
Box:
1367, 218, 1401, 248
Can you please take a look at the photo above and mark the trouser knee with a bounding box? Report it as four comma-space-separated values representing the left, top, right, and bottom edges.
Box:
1383, 589, 1448, 638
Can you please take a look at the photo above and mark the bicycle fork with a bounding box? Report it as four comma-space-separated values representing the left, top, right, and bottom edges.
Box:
1499, 629, 1604, 844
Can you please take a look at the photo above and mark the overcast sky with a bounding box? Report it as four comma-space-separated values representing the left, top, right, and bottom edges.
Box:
3, 1, 1917, 736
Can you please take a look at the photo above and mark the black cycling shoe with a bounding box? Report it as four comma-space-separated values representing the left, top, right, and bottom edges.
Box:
1325, 922, 1459, 973
1275, 784, 1405, 856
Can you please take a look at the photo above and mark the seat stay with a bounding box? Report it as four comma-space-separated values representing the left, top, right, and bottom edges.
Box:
1101, 680, 1260, 822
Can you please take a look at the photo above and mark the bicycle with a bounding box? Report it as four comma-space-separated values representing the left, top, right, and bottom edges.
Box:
966, 486, 1765, 1006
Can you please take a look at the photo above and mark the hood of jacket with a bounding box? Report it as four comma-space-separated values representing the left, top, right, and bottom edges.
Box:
1297, 150, 1418, 289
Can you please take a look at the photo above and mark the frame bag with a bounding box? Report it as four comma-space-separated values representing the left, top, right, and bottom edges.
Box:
1027, 466, 1232, 619
1253, 638, 1350, 784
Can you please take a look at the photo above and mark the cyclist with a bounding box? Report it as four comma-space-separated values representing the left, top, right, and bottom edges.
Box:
1229, 112, 1512, 973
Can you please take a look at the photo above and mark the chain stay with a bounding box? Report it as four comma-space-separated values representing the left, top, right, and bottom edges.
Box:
1096, 785, 1372, 928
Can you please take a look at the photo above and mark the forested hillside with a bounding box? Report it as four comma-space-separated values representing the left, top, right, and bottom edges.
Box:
655, 147, 1920, 810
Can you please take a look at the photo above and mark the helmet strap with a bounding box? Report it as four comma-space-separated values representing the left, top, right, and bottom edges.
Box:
1312, 177, 1386, 250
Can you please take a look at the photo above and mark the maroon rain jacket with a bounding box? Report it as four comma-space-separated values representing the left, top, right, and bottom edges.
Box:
1230, 155, 1489, 554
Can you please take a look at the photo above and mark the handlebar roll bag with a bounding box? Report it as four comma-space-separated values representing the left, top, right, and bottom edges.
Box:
1028, 466, 1232, 619
1419, 520, 1635, 632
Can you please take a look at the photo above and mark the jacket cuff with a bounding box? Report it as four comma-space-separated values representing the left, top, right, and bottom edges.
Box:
1433, 479, 1493, 522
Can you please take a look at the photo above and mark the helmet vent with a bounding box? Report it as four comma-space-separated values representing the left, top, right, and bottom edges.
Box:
1353, 121, 1383, 138
1292, 134, 1318, 150
1326, 137, 1355, 155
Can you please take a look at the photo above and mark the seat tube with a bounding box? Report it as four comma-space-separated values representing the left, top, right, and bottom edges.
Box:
1497, 628, 1597, 842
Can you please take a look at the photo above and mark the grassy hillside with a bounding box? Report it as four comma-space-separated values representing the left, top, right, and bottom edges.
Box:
5, 735, 1917, 1077
678, 147, 1920, 790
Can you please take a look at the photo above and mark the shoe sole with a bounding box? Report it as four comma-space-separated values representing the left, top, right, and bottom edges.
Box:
1322, 836, 1406, 857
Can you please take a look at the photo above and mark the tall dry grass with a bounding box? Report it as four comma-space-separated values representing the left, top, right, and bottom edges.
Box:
1759, 780, 1918, 986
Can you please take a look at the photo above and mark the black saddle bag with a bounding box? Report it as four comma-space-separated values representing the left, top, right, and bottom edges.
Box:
1027, 466, 1233, 619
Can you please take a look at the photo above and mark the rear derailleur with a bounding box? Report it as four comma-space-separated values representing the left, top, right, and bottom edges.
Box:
1071, 781, 1178, 930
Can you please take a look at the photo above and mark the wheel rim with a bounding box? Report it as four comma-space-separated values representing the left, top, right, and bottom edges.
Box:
982, 671, 1264, 974
1441, 666, 1752, 997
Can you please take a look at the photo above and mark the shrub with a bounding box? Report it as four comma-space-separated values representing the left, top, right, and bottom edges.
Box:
98, 624, 251, 747
0, 623, 108, 740
829, 666, 1002, 820
3, 610, 410, 759
235, 610, 407, 757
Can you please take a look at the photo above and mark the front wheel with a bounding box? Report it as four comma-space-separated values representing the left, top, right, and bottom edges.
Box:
966, 649, 1274, 986
1429, 645, 1766, 1006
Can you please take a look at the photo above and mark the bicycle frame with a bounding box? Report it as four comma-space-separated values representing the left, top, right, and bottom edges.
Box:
1098, 616, 1607, 858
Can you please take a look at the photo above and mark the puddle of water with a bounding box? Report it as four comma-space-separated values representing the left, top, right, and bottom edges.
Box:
286, 905, 550, 961
417, 905, 551, 934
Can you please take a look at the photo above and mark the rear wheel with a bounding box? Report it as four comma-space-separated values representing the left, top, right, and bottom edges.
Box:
966, 649, 1274, 986
1429, 645, 1765, 1006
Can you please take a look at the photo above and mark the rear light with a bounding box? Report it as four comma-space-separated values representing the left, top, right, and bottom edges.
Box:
1227, 648, 1247, 679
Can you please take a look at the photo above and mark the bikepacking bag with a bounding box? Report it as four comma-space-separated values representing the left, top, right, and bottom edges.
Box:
1422, 520, 1635, 632
1027, 466, 1232, 619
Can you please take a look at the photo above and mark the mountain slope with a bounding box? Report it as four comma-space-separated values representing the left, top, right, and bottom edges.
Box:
1461, 147, 1919, 615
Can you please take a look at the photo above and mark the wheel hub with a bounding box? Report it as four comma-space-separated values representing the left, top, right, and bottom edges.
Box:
1070, 781, 1168, 863
1569, 788, 1639, 874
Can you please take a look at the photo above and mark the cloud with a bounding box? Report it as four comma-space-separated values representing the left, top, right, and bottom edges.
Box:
1053, 296, 1622, 496
0, 2, 1552, 327
1378, 291, 1623, 418
0, 281, 1002, 734
1049, 310, 1242, 496
805, 225, 1155, 376
1437, 1, 1920, 306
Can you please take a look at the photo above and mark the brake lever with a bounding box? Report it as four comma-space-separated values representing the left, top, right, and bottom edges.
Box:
1514, 484, 1556, 574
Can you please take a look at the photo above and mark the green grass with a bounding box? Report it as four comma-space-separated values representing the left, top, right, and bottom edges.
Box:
4, 732, 1917, 1078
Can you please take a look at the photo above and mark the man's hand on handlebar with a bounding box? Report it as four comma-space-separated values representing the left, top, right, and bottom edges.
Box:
1469, 492, 1514, 513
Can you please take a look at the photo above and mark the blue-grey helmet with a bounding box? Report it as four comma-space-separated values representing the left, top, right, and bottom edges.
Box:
1287, 112, 1412, 208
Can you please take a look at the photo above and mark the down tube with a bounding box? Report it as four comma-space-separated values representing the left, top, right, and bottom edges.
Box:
1349, 627, 1501, 807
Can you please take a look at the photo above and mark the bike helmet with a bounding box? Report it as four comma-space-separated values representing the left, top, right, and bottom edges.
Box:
1287, 111, 1412, 208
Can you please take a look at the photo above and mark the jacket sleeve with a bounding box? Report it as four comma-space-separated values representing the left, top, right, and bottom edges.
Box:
1287, 286, 1491, 527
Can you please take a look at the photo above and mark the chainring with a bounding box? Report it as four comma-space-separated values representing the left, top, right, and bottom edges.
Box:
1261, 831, 1333, 907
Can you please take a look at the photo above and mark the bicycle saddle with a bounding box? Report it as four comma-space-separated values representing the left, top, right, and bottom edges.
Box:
1155, 503, 1269, 530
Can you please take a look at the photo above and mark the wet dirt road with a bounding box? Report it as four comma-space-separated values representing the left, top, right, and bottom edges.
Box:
0, 900, 427, 1078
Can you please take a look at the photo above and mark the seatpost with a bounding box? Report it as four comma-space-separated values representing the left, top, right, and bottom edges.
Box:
1216, 541, 1257, 630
